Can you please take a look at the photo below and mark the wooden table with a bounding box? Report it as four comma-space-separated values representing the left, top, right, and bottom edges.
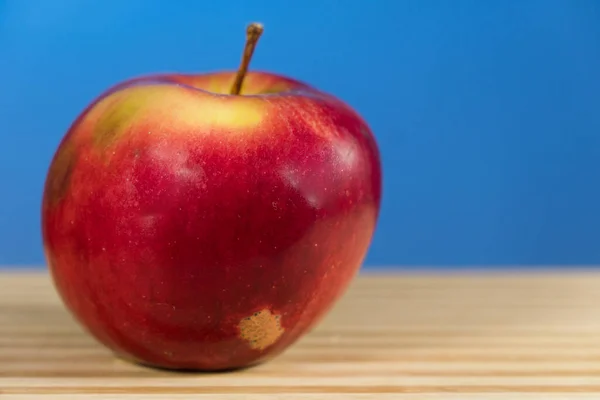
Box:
3, 269, 600, 399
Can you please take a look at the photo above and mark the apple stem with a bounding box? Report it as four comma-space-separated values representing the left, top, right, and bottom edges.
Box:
230, 22, 264, 95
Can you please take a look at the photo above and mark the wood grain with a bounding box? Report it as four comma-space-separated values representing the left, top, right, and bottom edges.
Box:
3, 269, 600, 399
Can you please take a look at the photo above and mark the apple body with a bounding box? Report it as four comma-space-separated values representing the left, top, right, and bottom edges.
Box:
41, 70, 382, 371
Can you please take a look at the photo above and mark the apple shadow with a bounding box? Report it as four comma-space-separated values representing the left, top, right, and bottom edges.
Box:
125, 356, 260, 375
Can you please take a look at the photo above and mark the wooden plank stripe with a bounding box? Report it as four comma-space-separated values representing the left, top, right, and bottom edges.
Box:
4, 270, 600, 396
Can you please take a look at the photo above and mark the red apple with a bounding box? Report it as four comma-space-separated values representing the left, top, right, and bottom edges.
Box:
41, 23, 382, 371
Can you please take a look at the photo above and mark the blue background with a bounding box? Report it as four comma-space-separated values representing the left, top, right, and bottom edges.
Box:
1, 0, 599, 268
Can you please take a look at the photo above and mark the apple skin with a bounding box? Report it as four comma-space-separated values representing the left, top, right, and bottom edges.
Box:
41, 70, 382, 371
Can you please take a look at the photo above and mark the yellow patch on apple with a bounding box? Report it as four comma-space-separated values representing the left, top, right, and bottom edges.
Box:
86, 85, 266, 149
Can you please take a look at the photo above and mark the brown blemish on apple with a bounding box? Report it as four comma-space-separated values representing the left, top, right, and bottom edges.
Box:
45, 139, 77, 206
238, 309, 284, 350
